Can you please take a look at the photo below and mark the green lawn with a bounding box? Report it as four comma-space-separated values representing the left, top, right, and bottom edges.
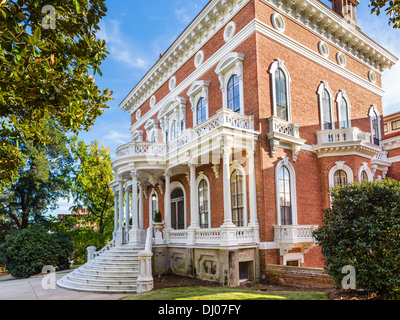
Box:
122, 286, 329, 300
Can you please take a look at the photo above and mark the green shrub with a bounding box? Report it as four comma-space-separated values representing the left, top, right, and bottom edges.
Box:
314, 179, 400, 299
0, 226, 74, 279
154, 211, 162, 223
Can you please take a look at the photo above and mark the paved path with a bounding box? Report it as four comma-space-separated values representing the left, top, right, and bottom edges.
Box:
0, 272, 128, 300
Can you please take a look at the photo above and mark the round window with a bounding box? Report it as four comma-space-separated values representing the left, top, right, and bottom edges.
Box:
272, 13, 285, 32
318, 41, 329, 58
336, 52, 346, 67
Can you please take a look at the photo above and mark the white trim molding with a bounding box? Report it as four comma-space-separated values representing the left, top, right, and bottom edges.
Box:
187, 80, 210, 126
215, 52, 245, 115
269, 59, 292, 122
336, 90, 352, 129
328, 161, 354, 189
317, 81, 335, 130
275, 157, 298, 226
196, 171, 212, 229
358, 162, 373, 183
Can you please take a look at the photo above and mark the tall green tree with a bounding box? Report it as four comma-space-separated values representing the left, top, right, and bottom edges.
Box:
0, 120, 72, 230
370, 0, 400, 28
69, 138, 114, 235
0, 0, 113, 185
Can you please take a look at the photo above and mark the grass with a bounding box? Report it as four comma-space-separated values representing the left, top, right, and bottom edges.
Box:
122, 286, 329, 301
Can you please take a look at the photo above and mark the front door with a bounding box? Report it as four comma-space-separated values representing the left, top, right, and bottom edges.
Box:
171, 188, 185, 230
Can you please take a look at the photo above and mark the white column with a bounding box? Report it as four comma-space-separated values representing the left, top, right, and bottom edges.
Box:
125, 184, 131, 231
189, 163, 199, 229
113, 189, 118, 240
163, 170, 171, 244
248, 152, 258, 227
139, 183, 144, 230
131, 171, 139, 230
222, 145, 234, 227
248, 151, 260, 243
129, 170, 141, 245
118, 179, 124, 230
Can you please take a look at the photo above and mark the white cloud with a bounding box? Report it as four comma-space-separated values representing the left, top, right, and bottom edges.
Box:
97, 19, 151, 70
102, 130, 131, 145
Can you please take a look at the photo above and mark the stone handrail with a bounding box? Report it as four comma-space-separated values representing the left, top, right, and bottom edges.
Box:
137, 227, 154, 293
87, 239, 116, 262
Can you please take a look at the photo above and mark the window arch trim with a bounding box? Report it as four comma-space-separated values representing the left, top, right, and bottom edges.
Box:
369, 105, 381, 146
317, 81, 335, 130
275, 158, 298, 226
328, 161, 354, 189
269, 59, 292, 123
229, 161, 248, 227
195, 172, 211, 229
336, 90, 352, 129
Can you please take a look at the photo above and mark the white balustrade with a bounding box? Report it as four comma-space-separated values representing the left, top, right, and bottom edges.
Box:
316, 127, 372, 145
274, 225, 318, 245
116, 108, 255, 159
166, 226, 256, 246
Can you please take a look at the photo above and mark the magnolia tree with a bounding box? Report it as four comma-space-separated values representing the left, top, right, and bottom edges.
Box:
314, 179, 400, 299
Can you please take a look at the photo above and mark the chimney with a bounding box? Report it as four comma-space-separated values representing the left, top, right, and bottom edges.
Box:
330, 0, 360, 26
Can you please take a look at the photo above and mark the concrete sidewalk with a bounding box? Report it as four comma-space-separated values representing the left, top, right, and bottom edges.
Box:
0, 272, 128, 300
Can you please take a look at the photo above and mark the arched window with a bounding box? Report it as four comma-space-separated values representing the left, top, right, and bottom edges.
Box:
275, 69, 288, 121
322, 89, 333, 130
171, 120, 177, 140
150, 191, 158, 223
339, 97, 350, 129
198, 179, 209, 229
227, 75, 241, 113
279, 166, 292, 225
371, 110, 380, 146
231, 170, 244, 227
165, 130, 169, 143
197, 98, 207, 125
361, 171, 369, 183
334, 170, 348, 188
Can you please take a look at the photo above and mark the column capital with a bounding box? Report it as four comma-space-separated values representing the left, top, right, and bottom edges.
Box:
163, 169, 171, 179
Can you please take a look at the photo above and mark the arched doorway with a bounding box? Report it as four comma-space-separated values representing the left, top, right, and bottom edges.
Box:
171, 187, 185, 230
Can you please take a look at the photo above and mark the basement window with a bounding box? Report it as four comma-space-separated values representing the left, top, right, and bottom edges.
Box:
239, 262, 250, 281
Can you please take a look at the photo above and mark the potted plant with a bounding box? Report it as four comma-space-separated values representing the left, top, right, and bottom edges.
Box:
152, 211, 164, 245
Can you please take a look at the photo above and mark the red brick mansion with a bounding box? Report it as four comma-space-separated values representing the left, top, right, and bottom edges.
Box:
58, 0, 400, 292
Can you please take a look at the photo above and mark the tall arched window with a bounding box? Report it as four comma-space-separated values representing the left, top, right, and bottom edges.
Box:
275, 69, 288, 121
171, 120, 177, 140
322, 89, 333, 130
339, 97, 350, 129
197, 98, 207, 125
231, 170, 244, 227
279, 166, 292, 226
227, 75, 241, 113
334, 170, 348, 188
371, 110, 380, 146
198, 179, 209, 229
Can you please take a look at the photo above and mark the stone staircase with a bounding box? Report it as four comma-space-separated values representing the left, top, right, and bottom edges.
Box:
57, 244, 144, 294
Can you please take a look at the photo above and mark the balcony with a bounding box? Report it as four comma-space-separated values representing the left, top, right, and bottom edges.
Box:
313, 127, 381, 158
267, 116, 306, 162
115, 108, 258, 163
274, 225, 319, 256
164, 226, 258, 247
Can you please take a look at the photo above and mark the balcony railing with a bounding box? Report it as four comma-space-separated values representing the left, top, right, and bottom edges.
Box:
274, 225, 318, 245
267, 116, 306, 161
116, 108, 255, 158
316, 127, 371, 145
313, 127, 381, 158
166, 226, 257, 246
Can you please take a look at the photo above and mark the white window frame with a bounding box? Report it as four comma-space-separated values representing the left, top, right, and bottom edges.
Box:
187, 80, 210, 126
275, 157, 298, 226
149, 189, 159, 225
269, 59, 292, 122
215, 52, 245, 115
170, 181, 187, 230
158, 97, 187, 143
328, 161, 354, 189
196, 171, 211, 229
336, 90, 352, 129
317, 81, 335, 130
358, 162, 374, 183
368, 105, 382, 145
230, 161, 248, 227
144, 119, 159, 143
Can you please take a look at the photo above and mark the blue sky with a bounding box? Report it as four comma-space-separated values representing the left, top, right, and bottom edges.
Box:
51, 0, 400, 217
